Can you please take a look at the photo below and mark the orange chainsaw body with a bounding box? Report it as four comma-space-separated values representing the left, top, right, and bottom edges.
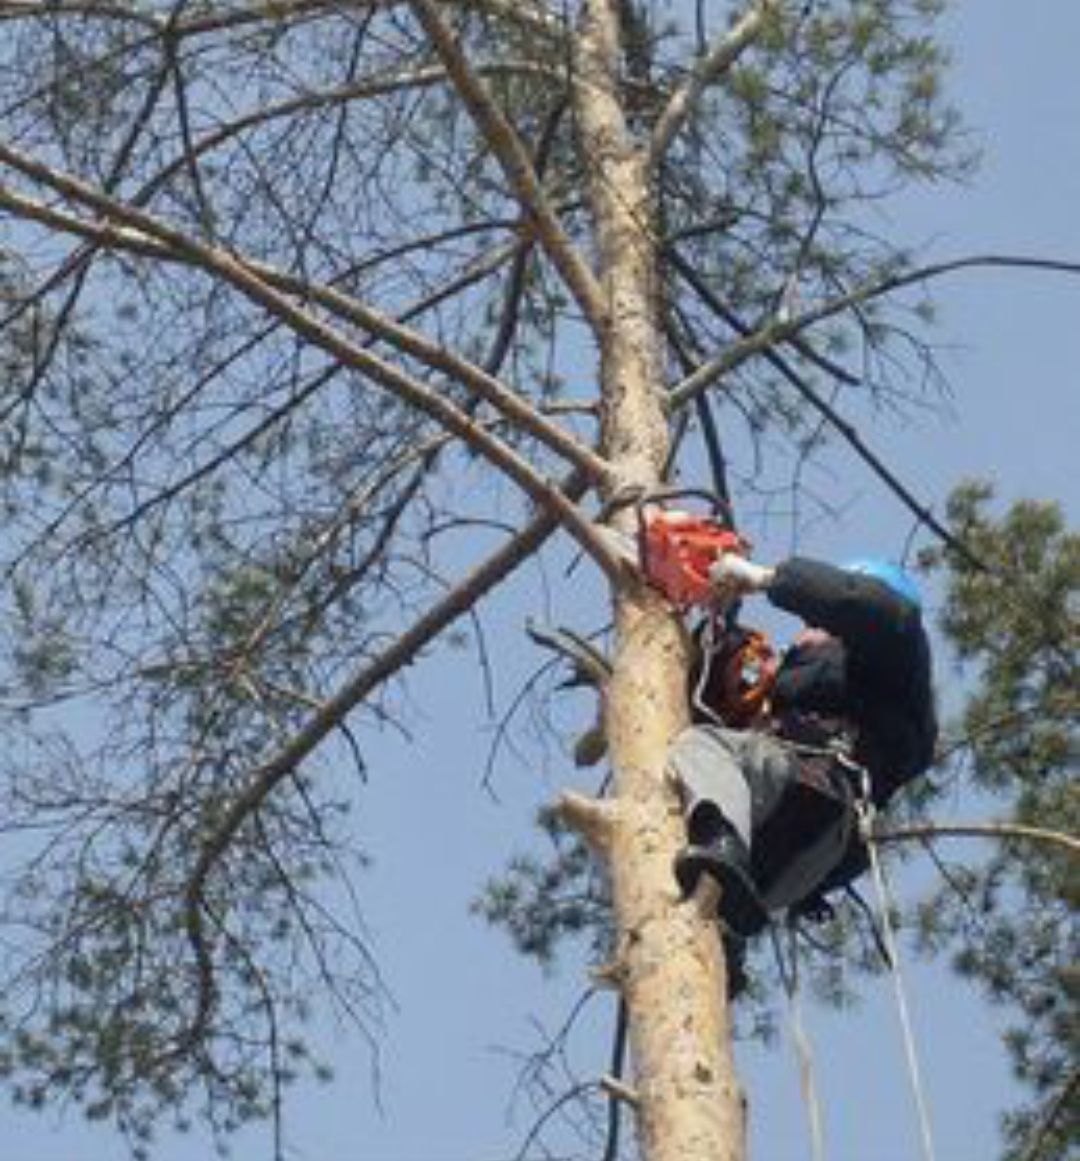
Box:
640, 509, 749, 609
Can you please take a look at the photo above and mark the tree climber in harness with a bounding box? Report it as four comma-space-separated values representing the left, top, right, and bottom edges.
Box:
666, 553, 937, 970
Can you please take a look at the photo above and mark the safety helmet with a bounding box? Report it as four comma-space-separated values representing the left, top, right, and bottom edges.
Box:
842, 558, 922, 609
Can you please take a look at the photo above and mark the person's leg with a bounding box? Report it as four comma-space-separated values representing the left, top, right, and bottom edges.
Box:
758, 766, 856, 912
667, 725, 788, 936
668, 725, 753, 846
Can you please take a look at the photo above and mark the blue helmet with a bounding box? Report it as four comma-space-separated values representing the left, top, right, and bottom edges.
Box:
843, 558, 922, 609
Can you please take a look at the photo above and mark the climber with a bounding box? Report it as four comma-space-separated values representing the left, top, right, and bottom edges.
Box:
668, 554, 937, 943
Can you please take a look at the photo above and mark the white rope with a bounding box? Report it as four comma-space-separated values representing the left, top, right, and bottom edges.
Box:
773, 927, 826, 1161
790, 986, 826, 1161
857, 794, 938, 1161
690, 610, 726, 727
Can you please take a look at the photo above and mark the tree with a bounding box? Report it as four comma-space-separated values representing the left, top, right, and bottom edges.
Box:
0, 2, 1073, 1158
914, 484, 1079, 1161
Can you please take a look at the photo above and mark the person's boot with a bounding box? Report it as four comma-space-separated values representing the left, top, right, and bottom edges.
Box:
674, 805, 768, 939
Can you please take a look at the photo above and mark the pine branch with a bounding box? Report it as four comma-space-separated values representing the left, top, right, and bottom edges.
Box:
0, 148, 623, 577
668, 253, 1080, 412
650, 0, 777, 164
409, 0, 608, 331
874, 821, 1080, 859
1017, 1069, 1080, 1161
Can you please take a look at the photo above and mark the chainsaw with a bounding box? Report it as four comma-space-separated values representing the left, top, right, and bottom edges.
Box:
634, 490, 752, 610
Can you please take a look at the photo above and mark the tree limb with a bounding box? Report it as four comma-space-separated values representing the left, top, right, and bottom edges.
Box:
409, 0, 608, 332
0, 149, 621, 574
874, 821, 1080, 859
600, 1072, 640, 1108
650, 0, 777, 165
557, 790, 616, 852
667, 253, 1080, 413
525, 620, 612, 686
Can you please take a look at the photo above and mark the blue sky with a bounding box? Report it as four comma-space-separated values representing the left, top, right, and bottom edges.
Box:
5, 5, 1079, 1161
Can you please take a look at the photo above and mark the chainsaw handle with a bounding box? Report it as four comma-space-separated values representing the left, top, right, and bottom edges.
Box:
634, 487, 735, 529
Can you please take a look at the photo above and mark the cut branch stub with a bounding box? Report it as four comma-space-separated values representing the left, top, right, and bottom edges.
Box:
557, 789, 617, 853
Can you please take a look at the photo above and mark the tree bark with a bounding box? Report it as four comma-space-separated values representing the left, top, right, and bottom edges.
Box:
572, 3, 746, 1159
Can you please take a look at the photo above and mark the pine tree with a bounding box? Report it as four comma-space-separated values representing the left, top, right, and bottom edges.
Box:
0, 3, 1071, 1158
916, 484, 1079, 1161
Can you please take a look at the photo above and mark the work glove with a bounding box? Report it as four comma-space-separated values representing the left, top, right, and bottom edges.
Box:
709, 553, 774, 596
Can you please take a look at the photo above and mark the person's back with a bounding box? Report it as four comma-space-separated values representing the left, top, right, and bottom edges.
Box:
765, 556, 937, 806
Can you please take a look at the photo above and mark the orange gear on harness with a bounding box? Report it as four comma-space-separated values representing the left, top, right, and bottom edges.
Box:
714, 626, 776, 727
689, 617, 777, 728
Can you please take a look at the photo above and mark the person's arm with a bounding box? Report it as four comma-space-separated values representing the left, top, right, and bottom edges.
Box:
765, 556, 920, 644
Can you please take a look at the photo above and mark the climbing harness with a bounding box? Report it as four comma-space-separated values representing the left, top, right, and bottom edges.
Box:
691, 613, 777, 728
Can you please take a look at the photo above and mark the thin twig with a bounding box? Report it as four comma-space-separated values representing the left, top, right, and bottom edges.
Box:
183, 468, 591, 968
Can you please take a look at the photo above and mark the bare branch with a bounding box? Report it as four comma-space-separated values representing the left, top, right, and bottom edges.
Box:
667, 252, 1080, 412
409, 0, 608, 331
557, 790, 616, 852
650, 0, 777, 165
526, 620, 612, 687
600, 1073, 640, 1108
874, 821, 1080, 859
0, 147, 624, 575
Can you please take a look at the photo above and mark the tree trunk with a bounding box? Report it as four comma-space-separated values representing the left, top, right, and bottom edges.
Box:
571, 3, 746, 1159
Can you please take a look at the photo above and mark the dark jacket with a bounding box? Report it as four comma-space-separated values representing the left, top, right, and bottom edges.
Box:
766, 557, 937, 807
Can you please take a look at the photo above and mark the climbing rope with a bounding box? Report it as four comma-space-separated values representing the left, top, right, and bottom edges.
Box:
690, 610, 725, 727
856, 784, 939, 1161
771, 924, 826, 1161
